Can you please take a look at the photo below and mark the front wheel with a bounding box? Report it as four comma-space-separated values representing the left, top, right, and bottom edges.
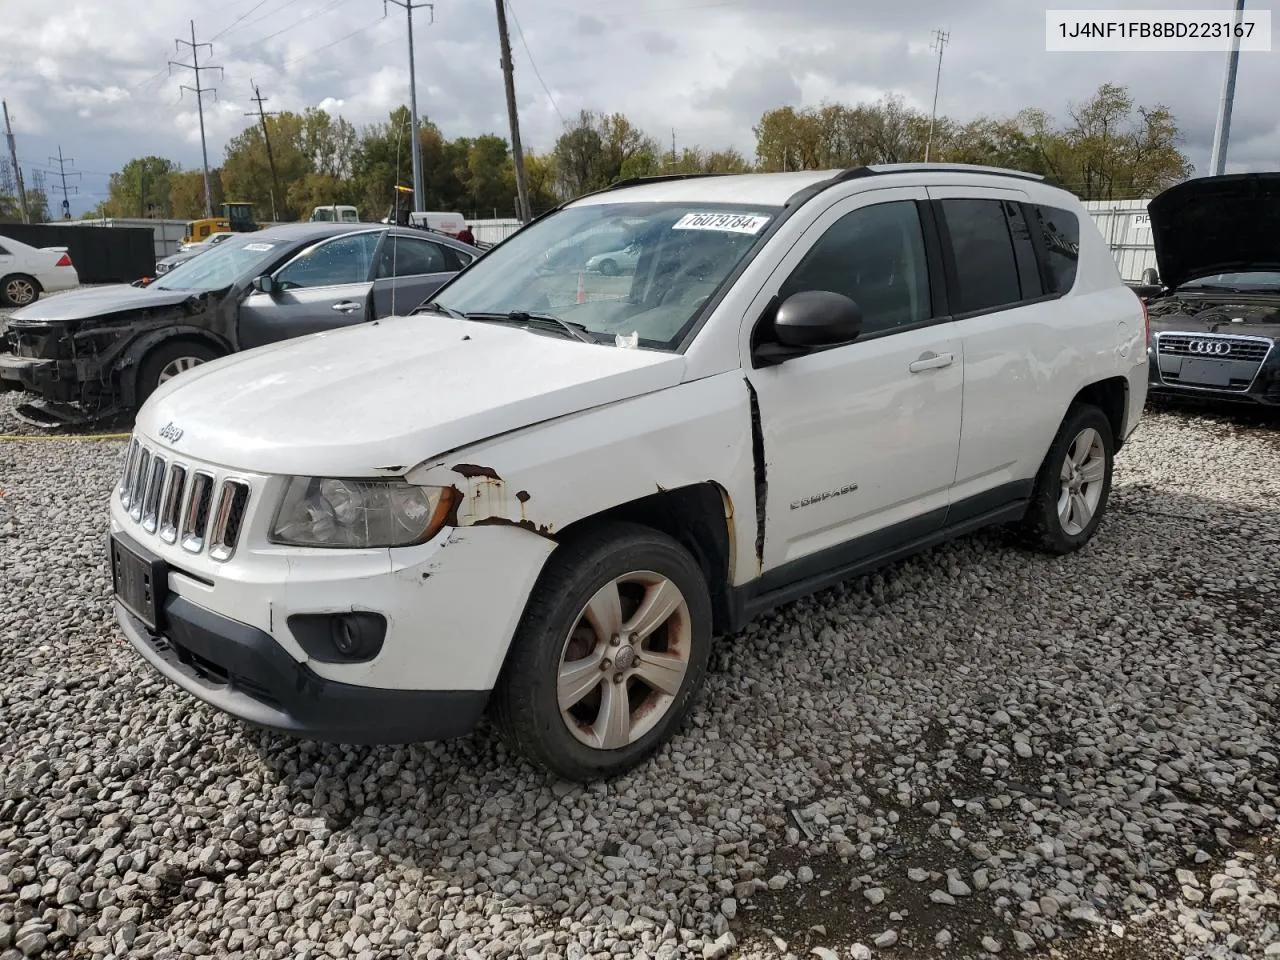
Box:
1020, 403, 1115, 554
491, 522, 712, 781
597, 258, 618, 276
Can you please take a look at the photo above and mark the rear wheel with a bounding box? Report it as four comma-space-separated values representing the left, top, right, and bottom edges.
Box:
491, 522, 712, 781
0, 274, 39, 307
1020, 403, 1115, 554
135, 340, 220, 408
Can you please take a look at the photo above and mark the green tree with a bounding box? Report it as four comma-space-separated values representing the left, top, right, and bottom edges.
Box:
169, 168, 223, 219
102, 156, 177, 218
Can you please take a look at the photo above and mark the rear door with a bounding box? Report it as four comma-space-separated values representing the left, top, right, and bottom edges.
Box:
370, 233, 464, 316
236, 230, 384, 349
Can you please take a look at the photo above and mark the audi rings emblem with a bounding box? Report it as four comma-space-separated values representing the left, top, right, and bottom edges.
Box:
1188, 339, 1232, 356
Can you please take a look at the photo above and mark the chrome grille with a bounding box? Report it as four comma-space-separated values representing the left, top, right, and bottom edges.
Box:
1156, 334, 1271, 362
116, 436, 252, 562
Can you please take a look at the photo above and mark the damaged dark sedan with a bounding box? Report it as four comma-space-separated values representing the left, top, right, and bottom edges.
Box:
0, 222, 479, 427
1144, 172, 1280, 406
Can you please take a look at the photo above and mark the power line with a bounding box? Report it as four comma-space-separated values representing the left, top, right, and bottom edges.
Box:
235, 0, 358, 56
505, 0, 565, 126
279, 16, 387, 67
211, 0, 278, 41
170, 20, 224, 218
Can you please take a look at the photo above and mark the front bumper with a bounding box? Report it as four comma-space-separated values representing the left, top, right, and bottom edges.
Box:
116, 595, 488, 744
1147, 338, 1280, 405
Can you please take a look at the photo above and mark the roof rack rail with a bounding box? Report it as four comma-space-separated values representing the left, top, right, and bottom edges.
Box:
602, 172, 730, 192
862, 162, 1046, 182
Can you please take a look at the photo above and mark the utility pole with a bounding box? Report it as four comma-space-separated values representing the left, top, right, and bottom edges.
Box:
1209, 0, 1246, 176
247, 81, 282, 221
2, 101, 30, 223
386, 0, 433, 213
924, 28, 950, 163
170, 21, 222, 218
48, 147, 81, 219
493, 0, 531, 222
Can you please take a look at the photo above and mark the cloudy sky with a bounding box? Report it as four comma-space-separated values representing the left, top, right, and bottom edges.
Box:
1, 0, 1277, 216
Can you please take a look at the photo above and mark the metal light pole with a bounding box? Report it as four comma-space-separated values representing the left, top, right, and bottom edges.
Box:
1208, 0, 1246, 176
924, 29, 949, 163
385, 0, 433, 211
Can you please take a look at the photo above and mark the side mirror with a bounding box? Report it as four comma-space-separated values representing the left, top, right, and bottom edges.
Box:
753, 290, 863, 366
252, 274, 278, 296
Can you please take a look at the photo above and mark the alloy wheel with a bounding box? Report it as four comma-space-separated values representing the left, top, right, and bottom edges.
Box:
557, 571, 692, 750
1057, 426, 1106, 535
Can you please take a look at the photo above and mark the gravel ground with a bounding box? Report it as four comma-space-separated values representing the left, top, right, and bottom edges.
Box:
1, 392, 1277, 960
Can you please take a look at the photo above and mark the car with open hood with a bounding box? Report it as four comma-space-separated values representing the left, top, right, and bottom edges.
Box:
107, 164, 1148, 782
1142, 172, 1280, 406
0, 222, 480, 427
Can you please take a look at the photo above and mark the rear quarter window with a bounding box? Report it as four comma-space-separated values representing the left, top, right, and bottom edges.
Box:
1031, 204, 1081, 294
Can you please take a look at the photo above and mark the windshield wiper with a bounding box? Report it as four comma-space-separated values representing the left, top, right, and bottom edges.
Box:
463, 310, 599, 344
415, 300, 466, 319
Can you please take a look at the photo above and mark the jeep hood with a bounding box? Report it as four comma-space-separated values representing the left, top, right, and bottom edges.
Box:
1149, 172, 1280, 291
7, 283, 202, 325
134, 314, 688, 476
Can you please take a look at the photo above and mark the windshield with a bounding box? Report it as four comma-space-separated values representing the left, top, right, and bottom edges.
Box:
1180, 271, 1280, 291
428, 201, 780, 349
153, 233, 287, 292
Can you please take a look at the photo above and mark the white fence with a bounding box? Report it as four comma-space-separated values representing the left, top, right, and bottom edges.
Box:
64, 217, 189, 259
1082, 199, 1157, 283
468, 218, 524, 245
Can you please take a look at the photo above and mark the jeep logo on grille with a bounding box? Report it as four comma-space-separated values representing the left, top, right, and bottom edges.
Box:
1188, 339, 1231, 356
158, 422, 184, 444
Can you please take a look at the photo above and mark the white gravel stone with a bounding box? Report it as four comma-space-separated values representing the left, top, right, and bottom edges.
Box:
2, 401, 1279, 959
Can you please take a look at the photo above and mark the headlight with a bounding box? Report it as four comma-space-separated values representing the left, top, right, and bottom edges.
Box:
269, 477, 456, 548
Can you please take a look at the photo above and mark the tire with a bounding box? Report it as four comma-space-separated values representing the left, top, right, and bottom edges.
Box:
491, 521, 713, 782
1, 274, 40, 308
597, 259, 618, 276
135, 340, 220, 408
1020, 403, 1115, 555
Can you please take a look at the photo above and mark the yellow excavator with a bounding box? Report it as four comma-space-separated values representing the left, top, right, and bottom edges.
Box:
182, 202, 259, 244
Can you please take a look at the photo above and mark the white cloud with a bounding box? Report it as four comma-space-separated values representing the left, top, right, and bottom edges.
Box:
1, 0, 1276, 215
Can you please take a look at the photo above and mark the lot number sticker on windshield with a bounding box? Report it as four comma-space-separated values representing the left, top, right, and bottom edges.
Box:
672, 212, 771, 235
244, 242, 276, 251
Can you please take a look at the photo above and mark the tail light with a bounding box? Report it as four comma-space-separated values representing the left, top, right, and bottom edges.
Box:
54, 253, 72, 267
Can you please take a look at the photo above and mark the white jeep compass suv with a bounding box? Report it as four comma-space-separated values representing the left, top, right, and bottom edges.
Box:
109, 164, 1149, 781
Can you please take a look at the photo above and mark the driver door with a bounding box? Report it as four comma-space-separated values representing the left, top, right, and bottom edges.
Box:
237, 230, 383, 349
743, 188, 964, 578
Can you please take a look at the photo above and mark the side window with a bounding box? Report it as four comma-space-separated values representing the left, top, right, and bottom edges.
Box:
939, 199, 1022, 313
276, 232, 381, 289
0, 244, 8, 254
1031, 204, 1081, 294
376, 236, 448, 278
778, 200, 933, 337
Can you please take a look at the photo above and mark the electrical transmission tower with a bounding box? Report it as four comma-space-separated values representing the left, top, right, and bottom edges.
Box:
246, 81, 282, 221
924, 28, 950, 163
47, 147, 81, 219
170, 21, 223, 218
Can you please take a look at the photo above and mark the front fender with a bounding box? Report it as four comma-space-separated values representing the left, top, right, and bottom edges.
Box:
406, 371, 760, 588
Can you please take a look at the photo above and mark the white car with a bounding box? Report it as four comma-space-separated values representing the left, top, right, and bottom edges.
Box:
0, 236, 79, 307
109, 164, 1148, 781
585, 240, 642, 276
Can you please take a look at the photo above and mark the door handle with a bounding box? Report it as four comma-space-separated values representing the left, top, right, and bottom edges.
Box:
331, 301, 362, 313
909, 351, 954, 373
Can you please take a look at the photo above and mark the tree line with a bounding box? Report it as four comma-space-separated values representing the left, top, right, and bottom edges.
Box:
0, 83, 1194, 225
